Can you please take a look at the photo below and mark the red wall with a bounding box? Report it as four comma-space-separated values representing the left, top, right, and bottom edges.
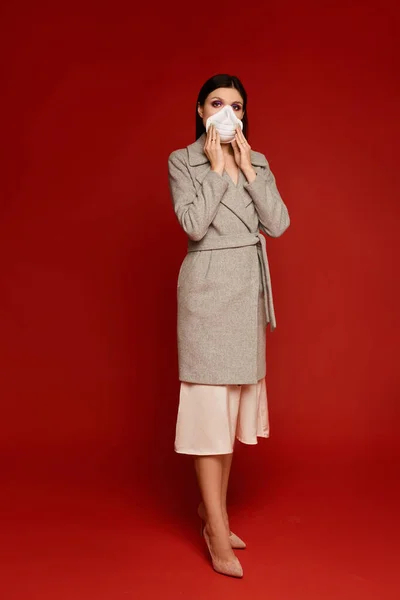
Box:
0, 0, 398, 483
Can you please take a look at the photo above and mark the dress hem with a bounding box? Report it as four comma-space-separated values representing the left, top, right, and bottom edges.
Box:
174, 432, 270, 456
178, 376, 266, 386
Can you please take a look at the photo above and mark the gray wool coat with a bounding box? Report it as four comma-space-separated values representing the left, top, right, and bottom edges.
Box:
168, 132, 290, 385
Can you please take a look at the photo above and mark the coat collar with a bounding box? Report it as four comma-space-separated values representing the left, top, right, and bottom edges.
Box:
187, 133, 268, 167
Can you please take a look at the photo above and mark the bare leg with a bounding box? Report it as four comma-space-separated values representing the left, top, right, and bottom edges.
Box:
194, 455, 236, 562
220, 452, 233, 533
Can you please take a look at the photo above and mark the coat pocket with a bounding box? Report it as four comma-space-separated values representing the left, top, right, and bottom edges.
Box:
177, 252, 201, 288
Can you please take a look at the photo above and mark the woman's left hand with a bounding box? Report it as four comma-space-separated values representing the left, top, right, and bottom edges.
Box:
231, 125, 253, 172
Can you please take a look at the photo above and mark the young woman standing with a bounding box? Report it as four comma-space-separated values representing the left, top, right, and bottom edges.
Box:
168, 73, 290, 578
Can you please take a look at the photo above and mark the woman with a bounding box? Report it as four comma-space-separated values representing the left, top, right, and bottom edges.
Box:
167, 74, 290, 578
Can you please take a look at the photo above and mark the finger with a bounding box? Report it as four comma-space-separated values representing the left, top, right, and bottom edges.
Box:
237, 129, 246, 145
234, 133, 244, 151
211, 125, 217, 143
236, 124, 248, 145
235, 128, 244, 145
206, 125, 215, 149
237, 133, 250, 151
207, 124, 213, 144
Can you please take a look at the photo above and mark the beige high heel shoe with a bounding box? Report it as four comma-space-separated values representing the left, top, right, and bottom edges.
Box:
201, 524, 243, 578
197, 502, 246, 549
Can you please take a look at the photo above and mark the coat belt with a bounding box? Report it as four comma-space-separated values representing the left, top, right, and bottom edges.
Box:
187, 232, 275, 330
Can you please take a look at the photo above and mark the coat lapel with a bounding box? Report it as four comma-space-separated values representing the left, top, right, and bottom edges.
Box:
187, 133, 267, 231
194, 162, 252, 230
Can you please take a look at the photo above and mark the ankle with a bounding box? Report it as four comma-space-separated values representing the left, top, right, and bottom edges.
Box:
221, 508, 229, 527
205, 520, 229, 537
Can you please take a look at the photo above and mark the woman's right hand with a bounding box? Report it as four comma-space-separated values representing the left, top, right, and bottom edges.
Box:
204, 125, 224, 175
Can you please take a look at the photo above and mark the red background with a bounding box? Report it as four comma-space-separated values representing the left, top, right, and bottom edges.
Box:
1, 1, 399, 598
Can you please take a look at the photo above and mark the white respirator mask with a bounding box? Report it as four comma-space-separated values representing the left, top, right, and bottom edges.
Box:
205, 104, 243, 144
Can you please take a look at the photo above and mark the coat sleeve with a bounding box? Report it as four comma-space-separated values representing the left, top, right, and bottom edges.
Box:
243, 159, 290, 238
168, 150, 230, 241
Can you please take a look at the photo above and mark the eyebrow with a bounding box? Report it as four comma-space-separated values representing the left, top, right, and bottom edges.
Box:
210, 96, 243, 105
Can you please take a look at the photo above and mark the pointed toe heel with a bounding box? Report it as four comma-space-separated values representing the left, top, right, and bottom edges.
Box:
202, 525, 243, 578
229, 531, 246, 549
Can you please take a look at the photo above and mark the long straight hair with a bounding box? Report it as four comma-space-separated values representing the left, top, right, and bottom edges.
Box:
195, 74, 249, 141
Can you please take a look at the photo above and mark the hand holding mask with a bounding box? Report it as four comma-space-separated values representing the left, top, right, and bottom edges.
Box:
203, 125, 225, 174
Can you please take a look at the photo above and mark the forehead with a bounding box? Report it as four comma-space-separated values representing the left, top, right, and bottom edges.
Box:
206, 87, 243, 104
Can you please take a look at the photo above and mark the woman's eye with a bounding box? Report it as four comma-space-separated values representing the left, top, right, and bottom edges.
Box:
211, 101, 222, 107
232, 104, 241, 111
